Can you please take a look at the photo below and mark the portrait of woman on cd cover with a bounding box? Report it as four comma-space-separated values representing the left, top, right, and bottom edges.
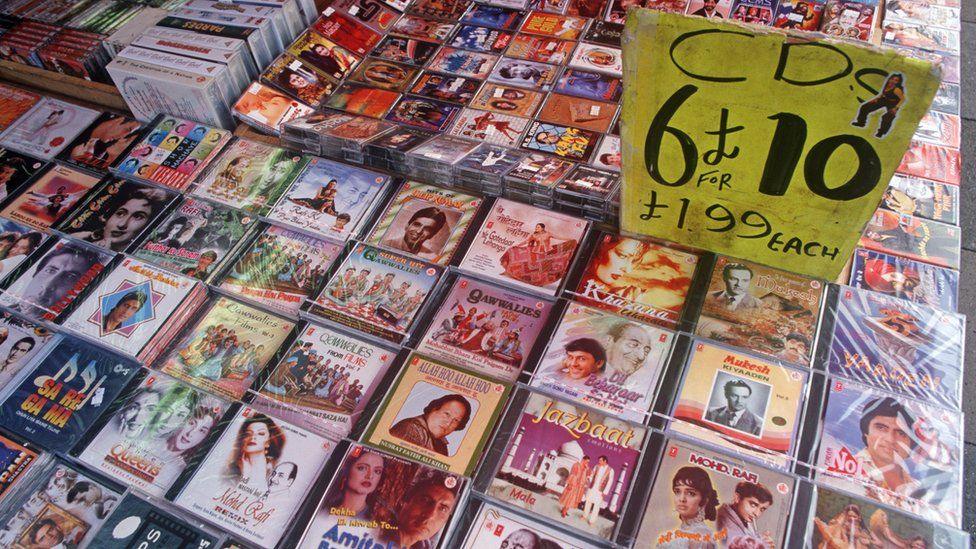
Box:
68, 186, 170, 251
660, 466, 719, 549
322, 449, 386, 519
389, 393, 472, 456
225, 413, 287, 493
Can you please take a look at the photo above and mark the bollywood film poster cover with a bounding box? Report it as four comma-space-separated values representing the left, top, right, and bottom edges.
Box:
113, 116, 232, 191
637, 438, 796, 548
0, 84, 40, 133
193, 138, 308, 217
75, 372, 228, 497
0, 462, 121, 549
487, 391, 647, 541
553, 68, 623, 102
858, 209, 961, 270
219, 224, 343, 315
57, 177, 176, 252
0, 217, 47, 283
896, 140, 961, 186
0, 97, 100, 160
88, 493, 220, 549
0, 433, 38, 502
410, 73, 482, 104
488, 58, 561, 91
810, 485, 970, 548
459, 501, 597, 549
0, 337, 139, 452
882, 173, 958, 225
262, 54, 338, 108
348, 58, 421, 92
55, 112, 144, 174
133, 198, 256, 283
730, 0, 776, 23
827, 285, 964, 410
849, 248, 958, 312
470, 83, 545, 118
0, 163, 100, 231
310, 243, 443, 344
61, 257, 199, 358
695, 256, 825, 367
815, 378, 963, 527
158, 296, 295, 401
297, 444, 466, 549
520, 121, 600, 162
568, 43, 623, 76
373, 36, 441, 66
0, 149, 46, 203
253, 322, 397, 438
366, 182, 483, 266
669, 340, 809, 469
820, 0, 877, 41
460, 198, 588, 297
0, 311, 54, 406
0, 238, 113, 322
417, 276, 553, 383
286, 30, 361, 81
269, 156, 390, 242
448, 25, 514, 53
537, 93, 617, 133
364, 353, 511, 475
530, 302, 674, 421
314, 10, 383, 57
449, 109, 531, 148
772, 0, 825, 30
505, 35, 576, 65
173, 406, 337, 549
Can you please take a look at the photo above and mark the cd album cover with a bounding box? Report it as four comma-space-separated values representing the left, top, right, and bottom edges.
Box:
386, 96, 462, 132
519, 121, 600, 162
573, 234, 699, 328
58, 177, 175, 252
114, 116, 232, 191
858, 209, 961, 270
348, 58, 420, 92
537, 93, 617, 133
568, 43, 623, 76
506, 35, 575, 64
233, 82, 315, 135
488, 58, 560, 90
310, 243, 443, 343
253, 322, 397, 438
448, 25, 513, 53
286, 30, 361, 81
366, 181, 483, 265
219, 225, 343, 315
76, 372, 227, 497
410, 73, 481, 104
417, 276, 553, 382
883, 173, 958, 225
314, 10, 383, 56
174, 406, 336, 548
89, 493, 220, 548
0, 149, 47, 202
0, 433, 38, 501
487, 391, 647, 541
773, 0, 825, 30
427, 48, 499, 79
0, 97, 100, 160
530, 302, 674, 421
553, 68, 623, 102
449, 109, 531, 148
849, 248, 958, 312
0, 217, 47, 282
460, 198, 588, 296
0, 338, 139, 452
520, 12, 587, 39
159, 296, 295, 401
298, 444, 466, 549
0, 163, 101, 231
0, 84, 40, 133
816, 378, 962, 527
638, 438, 795, 548
470, 83, 545, 118
56, 112, 144, 173
269, 156, 390, 242
670, 340, 808, 468
374, 36, 440, 66
695, 256, 824, 366
828, 285, 964, 410
262, 54, 338, 107
364, 353, 511, 475
459, 502, 594, 549
505, 153, 576, 190
0, 311, 54, 401
820, 0, 877, 40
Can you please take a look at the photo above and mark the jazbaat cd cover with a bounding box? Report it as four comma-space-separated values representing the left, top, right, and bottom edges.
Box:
695, 256, 824, 367
76, 372, 227, 497
253, 322, 397, 439
459, 502, 595, 549
89, 493, 220, 548
669, 341, 808, 469
488, 391, 647, 541
298, 444, 465, 549
364, 353, 510, 476
816, 378, 963, 527
828, 285, 965, 410
530, 302, 674, 421
637, 438, 795, 548
174, 406, 336, 548
417, 276, 553, 383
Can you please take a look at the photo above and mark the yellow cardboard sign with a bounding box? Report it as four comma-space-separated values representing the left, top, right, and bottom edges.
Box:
620, 11, 939, 279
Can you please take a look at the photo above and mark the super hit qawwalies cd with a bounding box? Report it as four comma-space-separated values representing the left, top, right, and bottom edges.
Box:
486, 391, 647, 542
363, 353, 511, 476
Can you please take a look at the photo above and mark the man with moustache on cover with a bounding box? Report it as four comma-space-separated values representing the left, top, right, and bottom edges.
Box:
381, 474, 457, 549
385, 207, 448, 258
691, 0, 725, 18
583, 455, 615, 525
715, 481, 776, 547
604, 322, 653, 382
853, 397, 922, 497
705, 379, 762, 436
706, 263, 764, 311
389, 394, 472, 456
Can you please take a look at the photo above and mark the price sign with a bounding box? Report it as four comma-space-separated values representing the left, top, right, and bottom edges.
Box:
619, 11, 939, 279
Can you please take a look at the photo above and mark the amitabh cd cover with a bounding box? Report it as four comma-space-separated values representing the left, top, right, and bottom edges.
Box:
460, 198, 588, 297
849, 248, 958, 312
670, 341, 808, 469
828, 285, 964, 409
0, 312, 54, 392
219, 224, 343, 315
56, 112, 144, 173
0, 462, 121, 548
816, 378, 962, 527
159, 296, 295, 401
76, 372, 227, 497
133, 197, 255, 283
61, 257, 199, 359
193, 138, 309, 217
366, 182, 483, 266
298, 444, 465, 549
0, 97, 100, 160
460, 502, 594, 549
58, 178, 176, 252
0, 238, 113, 322
269, 156, 390, 242
253, 322, 396, 438
114, 116, 232, 191
0, 217, 47, 282
530, 302, 674, 421
88, 493, 220, 549
488, 391, 647, 541
0, 338, 139, 452
0, 149, 47, 202
310, 243, 442, 344
0, 163, 100, 231
417, 276, 552, 383
695, 256, 824, 366
364, 353, 511, 476
573, 234, 698, 328
637, 438, 795, 548
174, 406, 336, 549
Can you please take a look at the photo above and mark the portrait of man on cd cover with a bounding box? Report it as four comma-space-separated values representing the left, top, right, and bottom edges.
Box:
381, 203, 459, 259
389, 391, 474, 456
706, 262, 764, 312
703, 373, 769, 437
